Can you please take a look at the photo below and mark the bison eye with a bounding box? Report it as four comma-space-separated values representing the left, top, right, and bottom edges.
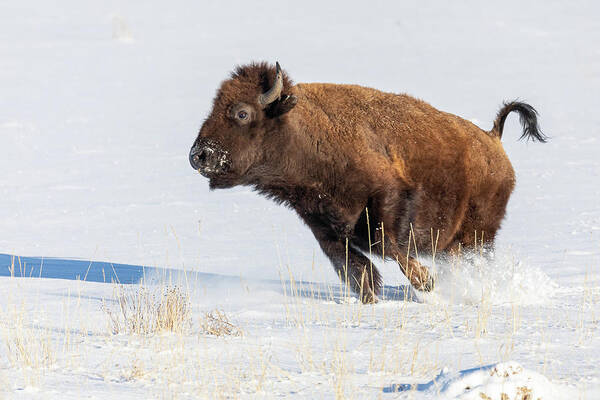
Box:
237, 110, 248, 120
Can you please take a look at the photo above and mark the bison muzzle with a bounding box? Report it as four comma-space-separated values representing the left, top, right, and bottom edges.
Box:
189, 61, 546, 303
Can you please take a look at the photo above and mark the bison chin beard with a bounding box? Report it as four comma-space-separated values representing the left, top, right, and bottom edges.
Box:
208, 175, 238, 190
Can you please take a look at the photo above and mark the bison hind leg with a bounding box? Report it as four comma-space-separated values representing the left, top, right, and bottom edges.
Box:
398, 256, 435, 292
445, 193, 509, 257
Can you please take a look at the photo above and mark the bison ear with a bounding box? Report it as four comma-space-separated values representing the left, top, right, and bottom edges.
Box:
266, 94, 298, 118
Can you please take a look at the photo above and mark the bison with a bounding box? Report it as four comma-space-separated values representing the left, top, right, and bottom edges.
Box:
189, 62, 546, 303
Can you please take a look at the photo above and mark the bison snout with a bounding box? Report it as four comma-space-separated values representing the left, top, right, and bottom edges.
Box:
189, 147, 211, 170
189, 140, 230, 176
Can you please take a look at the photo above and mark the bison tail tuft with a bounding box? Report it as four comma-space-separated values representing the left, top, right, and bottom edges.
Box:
491, 101, 547, 143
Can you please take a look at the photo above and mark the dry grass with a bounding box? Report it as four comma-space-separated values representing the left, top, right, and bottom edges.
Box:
1, 308, 55, 370
104, 284, 191, 335
479, 386, 534, 400
198, 309, 243, 337
102, 283, 243, 338
0, 302, 55, 388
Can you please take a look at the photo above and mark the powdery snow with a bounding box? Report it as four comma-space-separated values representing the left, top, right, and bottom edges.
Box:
387, 361, 575, 399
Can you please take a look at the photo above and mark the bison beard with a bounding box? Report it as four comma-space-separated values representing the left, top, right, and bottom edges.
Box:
189, 61, 546, 304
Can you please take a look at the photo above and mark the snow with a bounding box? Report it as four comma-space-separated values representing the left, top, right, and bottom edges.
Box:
427, 250, 559, 306
1, 0, 599, 398
386, 361, 576, 399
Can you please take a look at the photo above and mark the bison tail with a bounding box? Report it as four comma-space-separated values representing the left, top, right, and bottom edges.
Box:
490, 101, 547, 142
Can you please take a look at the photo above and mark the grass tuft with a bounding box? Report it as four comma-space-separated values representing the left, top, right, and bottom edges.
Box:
104, 284, 191, 335
199, 309, 242, 337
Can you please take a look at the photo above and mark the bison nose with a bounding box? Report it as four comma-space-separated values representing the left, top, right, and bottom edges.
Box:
189, 148, 208, 170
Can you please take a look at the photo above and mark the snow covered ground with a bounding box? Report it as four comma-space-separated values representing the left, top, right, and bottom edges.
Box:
1, 1, 599, 398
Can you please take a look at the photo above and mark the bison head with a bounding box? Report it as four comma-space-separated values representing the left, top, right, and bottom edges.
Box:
189, 62, 297, 189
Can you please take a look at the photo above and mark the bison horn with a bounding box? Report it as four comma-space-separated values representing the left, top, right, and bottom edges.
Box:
258, 61, 283, 107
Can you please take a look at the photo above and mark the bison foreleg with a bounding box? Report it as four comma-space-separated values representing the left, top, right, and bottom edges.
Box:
289, 187, 382, 303
304, 213, 382, 302
315, 235, 382, 304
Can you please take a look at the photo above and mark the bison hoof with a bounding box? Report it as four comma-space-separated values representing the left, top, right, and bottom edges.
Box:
360, 291, 379, 304
415, 276, 435, 292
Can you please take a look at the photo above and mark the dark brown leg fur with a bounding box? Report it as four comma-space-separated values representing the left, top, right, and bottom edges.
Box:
446, 186, 511, 255
291, 187, 382, 303
315, 237, 382, 303
369, 185, 435, 293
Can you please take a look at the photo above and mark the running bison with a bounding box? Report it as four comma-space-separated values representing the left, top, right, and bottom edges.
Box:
189, 62, 546, 303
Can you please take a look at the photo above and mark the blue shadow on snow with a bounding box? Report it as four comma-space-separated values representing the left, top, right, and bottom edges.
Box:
0, 253, 163, 284
0, 253, 420, 302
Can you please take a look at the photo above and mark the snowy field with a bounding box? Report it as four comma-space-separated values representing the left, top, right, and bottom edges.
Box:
1, 1, 599, 398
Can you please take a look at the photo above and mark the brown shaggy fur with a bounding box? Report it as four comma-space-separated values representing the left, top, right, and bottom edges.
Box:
189, 62, 546, 303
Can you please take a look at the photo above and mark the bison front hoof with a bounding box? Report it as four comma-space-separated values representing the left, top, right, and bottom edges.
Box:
360, 291, 379, 304
414, 276, 435, 292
